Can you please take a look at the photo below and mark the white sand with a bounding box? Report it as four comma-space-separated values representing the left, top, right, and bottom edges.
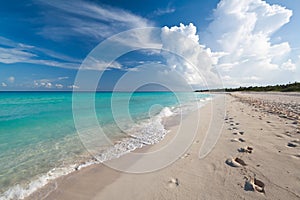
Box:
27, 92, 300, 200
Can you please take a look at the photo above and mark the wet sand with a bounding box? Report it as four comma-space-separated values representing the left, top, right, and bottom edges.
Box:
27, 92, 300, 200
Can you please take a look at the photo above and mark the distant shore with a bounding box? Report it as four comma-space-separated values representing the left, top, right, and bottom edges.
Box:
27, 92, 300, 200
195, 82, 300, 93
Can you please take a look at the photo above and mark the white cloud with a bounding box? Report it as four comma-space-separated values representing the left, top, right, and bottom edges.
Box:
1, 82, 7, 87
244, 76, 260, 81
55, 84, 64, 89
34, 79, 50, 88
222, 75, 232, 81
153, 4, 176, 16
36, 0, 152, 41
111, 23, 222, 90
33, 78, 65, 89
0, 47, 36, 64
68, 85, 79, 89
57, 76, 69, 80
0, 0, 154, 72
0, 36, 80, 69
160, 23, 220, 87
82, 57, 122, 71
202, 0, 295, 86
45, 82, 52, 88
281, 59, 296, 71
7, 76, 15, 83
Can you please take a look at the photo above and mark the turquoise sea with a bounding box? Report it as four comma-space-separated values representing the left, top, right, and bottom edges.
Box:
0, 92, 210, 199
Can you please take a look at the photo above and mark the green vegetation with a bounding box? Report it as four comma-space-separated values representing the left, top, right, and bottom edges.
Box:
195, 82, 300, 92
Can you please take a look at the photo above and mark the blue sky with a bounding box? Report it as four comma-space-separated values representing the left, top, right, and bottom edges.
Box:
0, 0, 299, 90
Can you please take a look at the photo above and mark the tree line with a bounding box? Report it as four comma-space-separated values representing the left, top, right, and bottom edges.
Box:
195, 82, 300, 92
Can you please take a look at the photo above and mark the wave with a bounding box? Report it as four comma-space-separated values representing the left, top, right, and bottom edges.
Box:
0, 97, 211, 200
95, 107, 174, 162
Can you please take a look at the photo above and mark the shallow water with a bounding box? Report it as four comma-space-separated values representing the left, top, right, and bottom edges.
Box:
0, 91, 210, 199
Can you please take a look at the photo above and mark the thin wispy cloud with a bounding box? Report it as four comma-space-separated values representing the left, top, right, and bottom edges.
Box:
0, 36, 80, 68
153, 6, 176, 16
35, 0, 153, 41
0, 0, 155, 71
0, 0, 156, 72
82, 56, 122, 71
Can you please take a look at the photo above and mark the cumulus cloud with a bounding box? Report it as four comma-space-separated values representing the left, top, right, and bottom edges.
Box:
202, 0, 295, 86
160, 23, 220, 88
34, 79, 50, 88
55, 84, 64, 89
107, 23, 221, 90
7, 76, 15, 83
281, 59, 296, 71
45, 82, 52, 88
33, 77, 67, 89
1, 82, 7, 87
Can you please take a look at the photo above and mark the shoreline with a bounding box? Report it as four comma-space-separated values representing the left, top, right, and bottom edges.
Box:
1, 93, 212, 200
25, 94, 217, 200
25, 92, 300, 199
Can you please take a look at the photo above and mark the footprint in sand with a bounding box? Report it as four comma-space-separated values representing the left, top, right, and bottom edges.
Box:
275, 134, 284, 138
244, 177, 265, 193
292, 154, 300, 159
292, 139, 300, 143
230, 138, 246, 143
168, 178, 179, 188
284, 132, 292, 137
238, 146, 253, 154
239, 131, 244, 135
287, 142, 298, 148
226, 157, 247, 167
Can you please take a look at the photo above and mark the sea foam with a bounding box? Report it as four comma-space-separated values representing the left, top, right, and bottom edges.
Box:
0, 107, 174, 200
0, 94, 211, 200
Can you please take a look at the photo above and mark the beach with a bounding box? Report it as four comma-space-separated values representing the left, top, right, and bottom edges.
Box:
25, 92, 300, 200
1, 0, 299, 199
0, 92, 210, 199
